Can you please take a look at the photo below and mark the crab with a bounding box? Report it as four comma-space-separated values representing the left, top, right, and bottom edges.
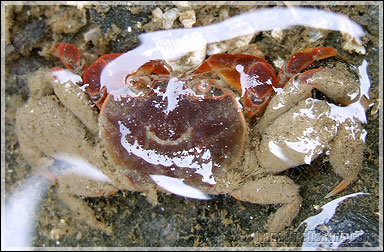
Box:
15, 42, 366, 237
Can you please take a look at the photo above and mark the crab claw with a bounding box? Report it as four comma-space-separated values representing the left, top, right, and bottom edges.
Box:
277, 47, 338, 87
242, 62, 278, 117
82, 53, 123, 109
52, 43, 87, 73
84, 55, 170, 109
195, 54, 277, 117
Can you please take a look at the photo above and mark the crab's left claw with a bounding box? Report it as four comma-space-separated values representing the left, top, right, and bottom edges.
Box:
83, 53, 123, 109
52, 43, 87, 73
195, 54, 277, 117
85, 57, 171, 109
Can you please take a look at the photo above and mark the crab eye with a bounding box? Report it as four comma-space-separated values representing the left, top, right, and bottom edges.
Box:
124, 74, 152, 95
195, 79, 212, 93
189, 78, 224, 97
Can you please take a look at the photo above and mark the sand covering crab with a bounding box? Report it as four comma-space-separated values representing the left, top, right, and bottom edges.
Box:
15, 42, 366, 235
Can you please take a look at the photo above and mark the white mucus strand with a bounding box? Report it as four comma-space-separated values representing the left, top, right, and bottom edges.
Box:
52, 153, 112, 183
328, 102, 367, 124
272, 87, 284, 94
299, 192, 370, 249
235, 97, 243, 111
358, 59, 371, 99
79, 83, 89, 92
292, 100, 317, 120
360, 129, 367, 142
347, 89, 360, 100
271, 87, 285, 110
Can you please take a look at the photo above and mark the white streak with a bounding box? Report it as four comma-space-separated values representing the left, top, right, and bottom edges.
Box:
52, 153, 112, 183
150, 175, 210, 200
284, 128, 326, 164
4, 176, 51, 248
298, 192, 370, 249
3, 154, 112, 248
268, 141, 296, 166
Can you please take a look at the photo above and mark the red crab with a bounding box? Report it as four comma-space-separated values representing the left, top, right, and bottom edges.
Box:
37, 42, 362, 235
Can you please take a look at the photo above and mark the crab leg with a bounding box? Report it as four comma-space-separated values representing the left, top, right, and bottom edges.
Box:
257, 97, 365, 198
258, 65, 361, 135
258, 61, 364, 197
195, 53, 277, 117
231, 176, 302, 234
277, 47, 338, 87
325, 180, 353, 198
326, 118, 365, 198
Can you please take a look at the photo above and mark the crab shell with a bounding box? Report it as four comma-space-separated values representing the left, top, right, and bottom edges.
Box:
99, 77, 247, 191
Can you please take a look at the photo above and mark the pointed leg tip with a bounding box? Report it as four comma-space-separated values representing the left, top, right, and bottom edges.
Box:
324, 191, 334, 199
325, 179, 352, 199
